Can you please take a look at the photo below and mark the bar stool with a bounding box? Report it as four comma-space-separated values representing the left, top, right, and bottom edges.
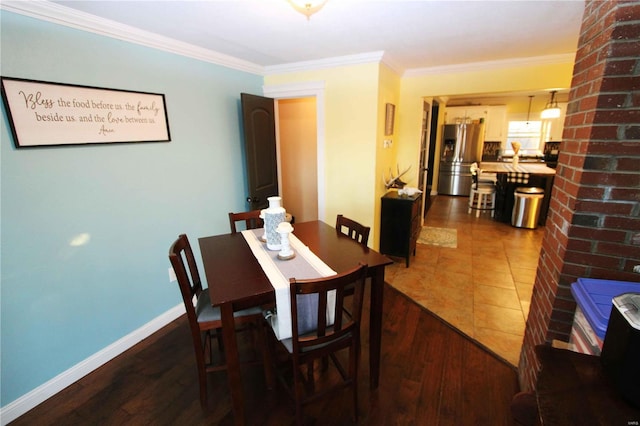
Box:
468, 164, 496, 217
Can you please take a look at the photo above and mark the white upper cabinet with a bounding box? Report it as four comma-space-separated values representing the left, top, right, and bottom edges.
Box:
444, 106, 487, 124
444, 105, 507, 143
485, 106, 507, 143
542, 103, 568, 142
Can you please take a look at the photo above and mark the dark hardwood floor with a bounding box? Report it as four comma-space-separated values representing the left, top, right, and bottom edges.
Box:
11, 284, 519, 425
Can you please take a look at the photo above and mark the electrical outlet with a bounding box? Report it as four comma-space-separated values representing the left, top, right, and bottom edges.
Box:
168, 267, 177, 282
383, 139, 393, 148
633, 265, 640, 274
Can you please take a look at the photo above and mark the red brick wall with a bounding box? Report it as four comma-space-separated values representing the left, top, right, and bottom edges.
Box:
519, 0, 640, 391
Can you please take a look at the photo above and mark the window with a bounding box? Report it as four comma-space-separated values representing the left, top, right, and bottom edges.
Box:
506, 120, 543, 153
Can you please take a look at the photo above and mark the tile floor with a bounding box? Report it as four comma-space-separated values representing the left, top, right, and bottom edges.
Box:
384, 194, 545, 366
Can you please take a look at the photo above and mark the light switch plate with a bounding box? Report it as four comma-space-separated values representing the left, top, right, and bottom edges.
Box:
168, 267, 177, 282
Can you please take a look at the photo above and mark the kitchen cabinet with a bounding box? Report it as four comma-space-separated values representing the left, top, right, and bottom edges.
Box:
542, 103, 568, 142
444, 106, 487, 125
380, 191, 422, 267
484, 105, 507, 143
444, 105, 507, 144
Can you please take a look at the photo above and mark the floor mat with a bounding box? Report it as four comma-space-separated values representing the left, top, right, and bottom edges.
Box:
417, 226, 457, 248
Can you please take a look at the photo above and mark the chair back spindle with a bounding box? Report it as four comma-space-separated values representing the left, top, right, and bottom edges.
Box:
229, 210, 264, 234
336, 214, 370, 247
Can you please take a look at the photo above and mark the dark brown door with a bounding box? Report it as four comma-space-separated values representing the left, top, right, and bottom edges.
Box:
241, 93, 279, 210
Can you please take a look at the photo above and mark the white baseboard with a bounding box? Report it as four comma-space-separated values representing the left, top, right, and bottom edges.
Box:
0, 303, 185, 425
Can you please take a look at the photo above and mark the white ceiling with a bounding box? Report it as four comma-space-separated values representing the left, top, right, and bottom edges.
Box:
24, 0, 586, 75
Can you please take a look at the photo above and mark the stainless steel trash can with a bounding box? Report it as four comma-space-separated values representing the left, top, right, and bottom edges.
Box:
512, 187, 544, 229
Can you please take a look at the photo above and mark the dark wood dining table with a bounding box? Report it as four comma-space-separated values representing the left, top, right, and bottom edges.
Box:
198, 220, 393, 425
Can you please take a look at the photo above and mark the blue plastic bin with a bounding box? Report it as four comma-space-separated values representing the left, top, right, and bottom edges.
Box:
570, 278, 640, 355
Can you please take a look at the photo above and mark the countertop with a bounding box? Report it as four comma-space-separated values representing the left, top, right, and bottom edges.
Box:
480, 161, 556, 175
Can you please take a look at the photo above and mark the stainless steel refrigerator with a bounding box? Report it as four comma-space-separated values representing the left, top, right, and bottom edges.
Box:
437, 122, 483, 196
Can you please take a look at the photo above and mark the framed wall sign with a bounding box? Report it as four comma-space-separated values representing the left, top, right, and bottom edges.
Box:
385, 103, 395, 136
1, 77, 171, 148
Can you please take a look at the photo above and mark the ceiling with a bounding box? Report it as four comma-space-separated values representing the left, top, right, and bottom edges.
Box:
33, 0, 586, 75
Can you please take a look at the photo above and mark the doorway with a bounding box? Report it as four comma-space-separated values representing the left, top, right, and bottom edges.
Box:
264, 81, 326, 222
419, 100, 440, 220
277, 98, 318, 222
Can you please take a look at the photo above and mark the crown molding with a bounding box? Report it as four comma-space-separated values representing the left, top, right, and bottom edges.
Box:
380, 52, 404, 75
3, 1, 386, 76
2, 2, 576, 79
403, 53, 576, 77
1, 0, 264, 75
264, 51, 385, 75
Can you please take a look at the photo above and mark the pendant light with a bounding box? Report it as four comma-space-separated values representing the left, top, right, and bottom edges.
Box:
526, 95, 533, 124
541, 90, 561, 119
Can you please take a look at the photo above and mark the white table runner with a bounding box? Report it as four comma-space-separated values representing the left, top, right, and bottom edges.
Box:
241, 229, 337, 340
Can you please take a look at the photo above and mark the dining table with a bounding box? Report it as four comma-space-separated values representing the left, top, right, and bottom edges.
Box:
198, 220, 393, 425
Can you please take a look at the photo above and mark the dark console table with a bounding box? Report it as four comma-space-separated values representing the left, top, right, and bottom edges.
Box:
379, 191, 421, 267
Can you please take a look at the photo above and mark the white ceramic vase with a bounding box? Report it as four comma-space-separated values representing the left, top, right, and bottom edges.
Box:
264, 196, 286, 250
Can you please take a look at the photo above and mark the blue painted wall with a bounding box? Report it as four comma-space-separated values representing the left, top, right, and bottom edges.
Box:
0, 11, 263, 406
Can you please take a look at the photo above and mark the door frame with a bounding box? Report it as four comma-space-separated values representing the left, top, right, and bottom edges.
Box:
263, 81, 326, 222
419, 100, 431, 224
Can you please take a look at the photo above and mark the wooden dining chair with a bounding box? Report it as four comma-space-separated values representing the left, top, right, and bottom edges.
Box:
168, 234, 272, 408
335, 214, 370, 303
228, 210, 264, 234
336, 214, 370, 247
266, 263, 368, 425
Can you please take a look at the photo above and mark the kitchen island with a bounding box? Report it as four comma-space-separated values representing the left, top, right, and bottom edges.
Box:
480, 162, 556, 226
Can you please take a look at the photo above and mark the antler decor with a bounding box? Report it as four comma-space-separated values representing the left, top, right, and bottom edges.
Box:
383, 165, 411, 189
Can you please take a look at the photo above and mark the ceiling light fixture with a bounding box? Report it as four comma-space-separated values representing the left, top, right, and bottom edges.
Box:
541, 90, 561, 119
288, 0, 327, 20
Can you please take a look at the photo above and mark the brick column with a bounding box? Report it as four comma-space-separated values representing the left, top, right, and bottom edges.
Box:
519, 0, 640, 391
